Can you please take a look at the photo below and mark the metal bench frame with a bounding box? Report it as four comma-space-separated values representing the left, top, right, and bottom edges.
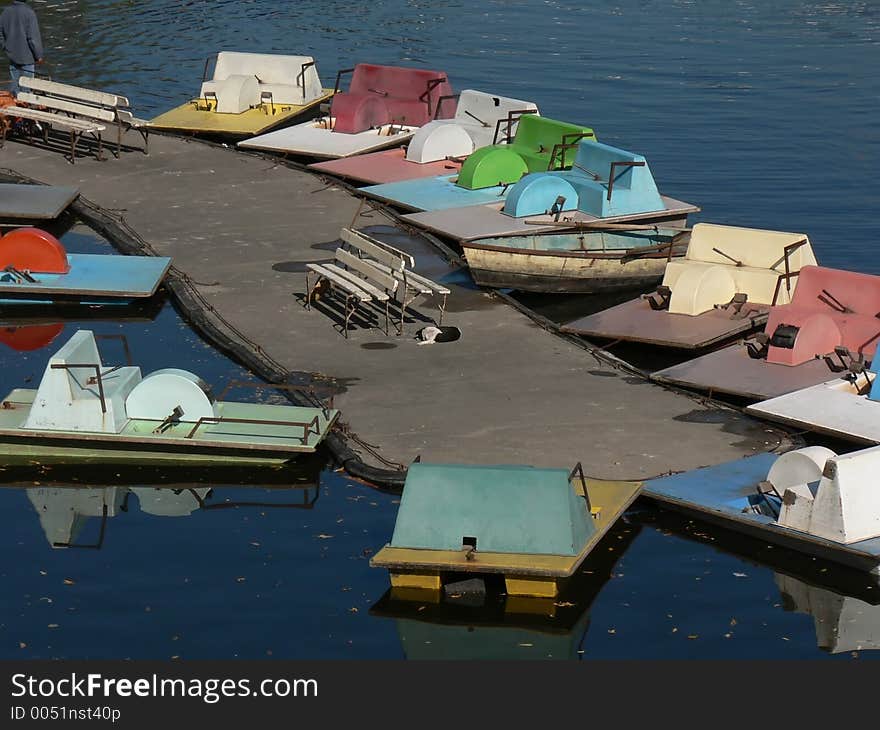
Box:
0, 105, 105, 163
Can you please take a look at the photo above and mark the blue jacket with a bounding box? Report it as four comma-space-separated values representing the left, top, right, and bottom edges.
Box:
0, 1, 43, 66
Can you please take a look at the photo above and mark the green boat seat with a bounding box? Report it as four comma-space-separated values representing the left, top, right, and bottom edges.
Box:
456, 114, 595, 190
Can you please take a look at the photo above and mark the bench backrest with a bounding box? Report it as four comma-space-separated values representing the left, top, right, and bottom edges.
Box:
340, 228, 411, 272
19, 76, 126, 108
511, 114, 592, 157
16, 91, 117, 122
685, 223, 817, 272
452, 89, 538, 132
572, 140, 651, 189
335, 249, 398, 293
347, 63, 453, 118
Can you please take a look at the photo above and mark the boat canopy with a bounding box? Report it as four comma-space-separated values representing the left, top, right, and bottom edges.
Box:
455, 115, 594, 190
502, 139, 664, 218
662, 223, 817, 316
331, 63, 455, 134
406, 90, 539, 164
200, 51, 324, 112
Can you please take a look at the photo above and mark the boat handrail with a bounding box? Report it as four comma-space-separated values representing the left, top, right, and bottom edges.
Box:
546, 131, 596, 171
433, 93, 459, 119
183, 413, 324, 445
333, 67, 356, 94
568, 461, 593, 515
50, 362, 108, 414
214, 380, 335, 419
295, 60, 316, 92
491, 108, 538, 145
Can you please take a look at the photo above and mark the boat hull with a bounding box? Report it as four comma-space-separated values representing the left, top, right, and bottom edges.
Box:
462, 234, 684, 294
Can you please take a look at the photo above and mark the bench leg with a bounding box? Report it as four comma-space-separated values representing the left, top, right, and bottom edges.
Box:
304, 271, 315, 310
141, 128, 150, 155
438, 293, 447, 326
115, 124, 122, 158
344, 294, 358, 339
384, 299, 390, 337
95, 132, 105, 162
68, 131, 78, 165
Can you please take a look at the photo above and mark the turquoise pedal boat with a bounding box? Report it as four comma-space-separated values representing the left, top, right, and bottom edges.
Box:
0, 330, 338, 465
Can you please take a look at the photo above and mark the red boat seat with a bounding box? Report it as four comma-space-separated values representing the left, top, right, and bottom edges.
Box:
0, 227, 69, 274
331, 64, 455, 134
764, 266, 880, 365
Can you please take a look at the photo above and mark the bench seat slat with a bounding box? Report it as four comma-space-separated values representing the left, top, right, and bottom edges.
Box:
322, 262, 390, 301
306, 263, 373, 301
0, 107, 105, 132
400, 269, 451, 295
334, 249, 398, 293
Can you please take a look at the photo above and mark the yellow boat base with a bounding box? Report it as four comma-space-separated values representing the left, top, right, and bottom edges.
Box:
374, 478, 642, 599
148, 90, 334, 137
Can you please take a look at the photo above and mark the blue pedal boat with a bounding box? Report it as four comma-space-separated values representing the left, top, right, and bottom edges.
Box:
643, 446, 880, 573
0, 227, 170, 305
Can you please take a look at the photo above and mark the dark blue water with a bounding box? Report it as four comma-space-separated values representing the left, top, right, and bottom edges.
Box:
1, 1, 878, 658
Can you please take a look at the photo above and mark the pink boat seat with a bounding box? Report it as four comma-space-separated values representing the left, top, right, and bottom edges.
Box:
763, 266, 880, 366
331, 63, 455, 134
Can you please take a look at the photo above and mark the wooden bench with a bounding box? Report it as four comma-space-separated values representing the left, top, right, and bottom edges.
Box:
0, 105, 105, 163
340, 227, 451, 326
17, 76, 149, 157
306, 247, 399, 337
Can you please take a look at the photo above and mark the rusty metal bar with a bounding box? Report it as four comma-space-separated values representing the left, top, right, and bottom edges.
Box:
50, 363, 107, 413
296, 60, 316, 91
491, 108, 537, 145
547, 131, 596, 171
568, 461, 593, 515
771, 271, 802, 306
183, 414, 322, 444
333, 68, 354, 94
95, 333, 133, 366
606, 160, 645, 201
433, 94, 459, 119
419, 77, 447, 113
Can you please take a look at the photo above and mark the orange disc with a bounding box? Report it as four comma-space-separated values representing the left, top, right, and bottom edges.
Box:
0, 227, 69, 274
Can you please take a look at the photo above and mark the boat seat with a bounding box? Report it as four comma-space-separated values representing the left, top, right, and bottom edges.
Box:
774, 446, 880, 544
201, 51, 324, 107
659, 223, 818, 316
199, 74, 261, 114
24, 330, 142, 434
503, 139, 665, 218
760, 266, 880, 366
405, 90, 539, 163
331, 63, 455, 135
455, 114, 594, 190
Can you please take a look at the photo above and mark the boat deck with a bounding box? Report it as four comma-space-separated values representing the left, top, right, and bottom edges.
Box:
643, 453, 880, 573
148, 92, 334, 137
0, 253, 171, 300
0, 132, 794, 478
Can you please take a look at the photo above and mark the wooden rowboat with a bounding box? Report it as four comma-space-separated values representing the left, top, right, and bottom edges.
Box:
462, 227, 689, 293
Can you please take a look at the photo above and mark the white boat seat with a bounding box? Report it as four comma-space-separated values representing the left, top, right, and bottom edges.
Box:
207, 51, 324, 105
24, 330, 142, 434
200, 74, 261, 114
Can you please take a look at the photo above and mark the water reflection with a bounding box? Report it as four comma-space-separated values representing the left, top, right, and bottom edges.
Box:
371, 521, 639, 659
14, 460, 322, 550
777, 573, 880, 654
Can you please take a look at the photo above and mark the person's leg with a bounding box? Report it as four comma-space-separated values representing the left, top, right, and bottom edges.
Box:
9, 64, 21, 96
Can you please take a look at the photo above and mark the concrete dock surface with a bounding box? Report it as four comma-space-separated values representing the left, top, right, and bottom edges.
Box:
0, 132, 793, 478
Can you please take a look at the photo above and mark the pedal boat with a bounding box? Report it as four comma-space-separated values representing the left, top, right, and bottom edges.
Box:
0, 227, 170, 306
148, 51, 333, 138
643, 445, 880, 574
309, 90, 539, 184
0, 330, 338, 465
652, 266, 880, 399
239, 63, 456, 159
562, 223, 817, 350
371, 461, 641, 600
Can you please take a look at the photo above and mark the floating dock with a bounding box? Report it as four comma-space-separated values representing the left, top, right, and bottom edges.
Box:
0, 132, 795, 482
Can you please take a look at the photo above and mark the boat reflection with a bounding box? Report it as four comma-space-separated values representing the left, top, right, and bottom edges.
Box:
370, 521, 639, 659
631, 508, 880, 653
15, 457, 322, 549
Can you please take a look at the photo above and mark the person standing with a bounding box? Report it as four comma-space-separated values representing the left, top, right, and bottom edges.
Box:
0, 0, 43, 96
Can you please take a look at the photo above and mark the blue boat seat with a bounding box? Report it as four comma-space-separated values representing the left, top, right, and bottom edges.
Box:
23, 330, 142, 434
502, 139, 665, 218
